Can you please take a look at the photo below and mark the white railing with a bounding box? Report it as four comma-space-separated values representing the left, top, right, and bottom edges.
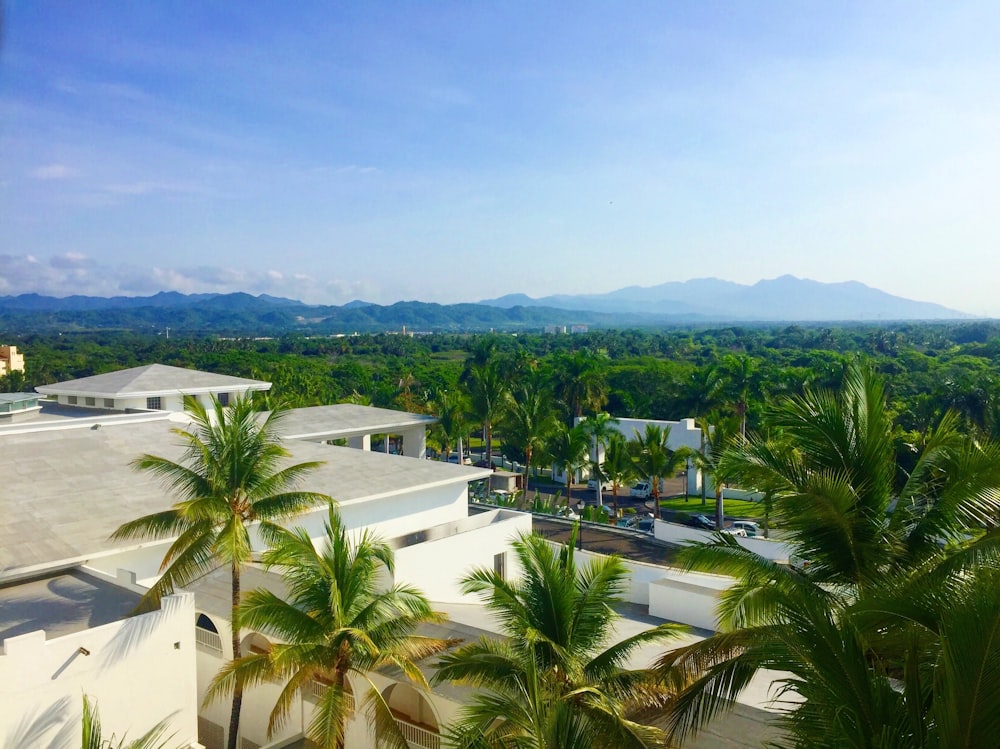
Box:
196, 627, 223, 654
304, 679, 355, 713
394, 717, 440, 749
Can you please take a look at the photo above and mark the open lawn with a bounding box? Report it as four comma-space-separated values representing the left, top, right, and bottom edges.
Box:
657, 494, 763, 520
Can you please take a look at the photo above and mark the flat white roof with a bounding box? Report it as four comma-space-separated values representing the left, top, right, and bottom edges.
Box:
35, 363, 271, 398
272, 403, 436, 440
0, 416, 488, 580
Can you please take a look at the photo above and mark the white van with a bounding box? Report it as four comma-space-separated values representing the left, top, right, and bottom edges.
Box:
731, 520, 760, 537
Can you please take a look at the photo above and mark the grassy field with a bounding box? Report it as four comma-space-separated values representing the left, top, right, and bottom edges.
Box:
657, 494, 763, 519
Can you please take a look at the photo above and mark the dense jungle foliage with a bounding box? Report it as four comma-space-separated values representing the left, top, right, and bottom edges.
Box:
4, 322, 1000, 443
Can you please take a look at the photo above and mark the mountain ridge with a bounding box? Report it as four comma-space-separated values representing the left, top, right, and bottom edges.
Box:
0, 277, 972, 334
479, 275, 968, 321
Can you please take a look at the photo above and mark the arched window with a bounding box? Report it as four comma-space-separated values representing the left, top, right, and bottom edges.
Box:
195, 613, 223, 654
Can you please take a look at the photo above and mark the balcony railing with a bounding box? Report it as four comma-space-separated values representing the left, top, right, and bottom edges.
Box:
392, 717, 440, 749
195, 627, 223, 654
304, 679, 355, 714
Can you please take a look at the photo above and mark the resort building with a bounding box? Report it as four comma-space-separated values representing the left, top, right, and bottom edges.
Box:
1, 364, 780, 748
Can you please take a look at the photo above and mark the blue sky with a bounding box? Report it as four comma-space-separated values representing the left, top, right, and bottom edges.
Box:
3, 2, 999, 314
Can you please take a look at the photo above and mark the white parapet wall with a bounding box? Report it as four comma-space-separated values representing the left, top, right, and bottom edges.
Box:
392, 509, 533, 603
0, 590, 200, 749
649, 571, 731, 631
653, 521, 794, 563
553, 543, 734, 632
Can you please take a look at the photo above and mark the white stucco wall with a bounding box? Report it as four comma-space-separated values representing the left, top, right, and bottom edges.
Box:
0, 591, 199, 749
287, 483, 470, 544
393, 512, 533, 603
652, 521, 793, 563
649, 571, 731, 631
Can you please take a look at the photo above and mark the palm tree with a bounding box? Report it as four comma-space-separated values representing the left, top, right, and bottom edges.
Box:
429, 389, 468, 463
581, 412, 620, 508
689, 416, 741, 529
601, 432, 638, 520
466, 355, 509, 467
82, 695, 175, 749
657, 361, 1000, 744
552, 350, 609, 421
502, 376, 559, 506
111, 396, 330, 749
631, 424, 684, 521
548, 424, 591, 517
435, 531, 686, 748
207, 505, 452, 749
720, 355, 761, 439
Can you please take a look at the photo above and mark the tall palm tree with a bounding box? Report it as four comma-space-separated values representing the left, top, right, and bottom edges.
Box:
720, 355, 761, 439
581, 412, 620, 508
657, 361, 1000, 744
435, 531, 686, 748
466, 356, 509, 467
631, 424, 684, 521
207, 505, 452, 749
689, 416, 741, 529
548, 424, 591, 516
601, 432, 638, 520
552, 350, 609, 421
429, 389, 468, 463
111, 397, 330, 749
502, 376, 560, 506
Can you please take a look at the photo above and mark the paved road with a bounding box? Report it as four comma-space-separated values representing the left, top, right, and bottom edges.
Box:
532, 517, 680, 566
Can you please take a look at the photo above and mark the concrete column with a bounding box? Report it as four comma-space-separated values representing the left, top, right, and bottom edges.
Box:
383, 435, 391, 453
349, 434, 371, 451
399, 426, 427, 460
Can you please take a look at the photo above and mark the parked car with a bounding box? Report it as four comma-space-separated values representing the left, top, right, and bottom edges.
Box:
447, 452, 472, 465
616, 516, 637, 528
731, 520, 760, 537
720, 527, 747, 537
630, 481, 652, 499
634, 518, 655, 535
687, 514, 715, 530
587, 478, 612, 491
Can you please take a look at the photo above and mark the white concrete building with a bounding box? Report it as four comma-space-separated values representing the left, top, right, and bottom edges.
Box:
571, 416, 704, 494
1, 364, 530, 749
35, 363, 272, 412
2, 364, 781, 749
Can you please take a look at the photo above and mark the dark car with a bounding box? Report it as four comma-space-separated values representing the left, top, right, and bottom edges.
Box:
635, 518, 655, 534
687, 514, 715, 530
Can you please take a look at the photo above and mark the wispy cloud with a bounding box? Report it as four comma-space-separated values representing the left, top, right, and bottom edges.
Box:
28, 164, 78, 180
0, 254, 376, 305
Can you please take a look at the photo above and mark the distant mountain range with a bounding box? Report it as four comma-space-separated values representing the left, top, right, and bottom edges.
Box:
0, 277, 970, 335
480, 275, 968, 321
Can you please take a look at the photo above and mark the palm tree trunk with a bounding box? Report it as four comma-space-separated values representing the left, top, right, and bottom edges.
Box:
227, 563, 243, 749
612, 485, 619, 519
715, 485, 724, 530
522, 448, 532, 510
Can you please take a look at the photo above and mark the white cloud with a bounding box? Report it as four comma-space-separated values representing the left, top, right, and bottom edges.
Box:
0, 254, 377, 305
28, 164, 78, 180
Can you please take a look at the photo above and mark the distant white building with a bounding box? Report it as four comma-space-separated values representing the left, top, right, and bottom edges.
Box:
35, 363, 271, 412
567, 416, 704, 494
0, 344, 25, 377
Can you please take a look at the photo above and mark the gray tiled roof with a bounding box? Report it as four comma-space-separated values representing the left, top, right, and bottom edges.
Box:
0, 417, 488, 579
35, 364, 270, 397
